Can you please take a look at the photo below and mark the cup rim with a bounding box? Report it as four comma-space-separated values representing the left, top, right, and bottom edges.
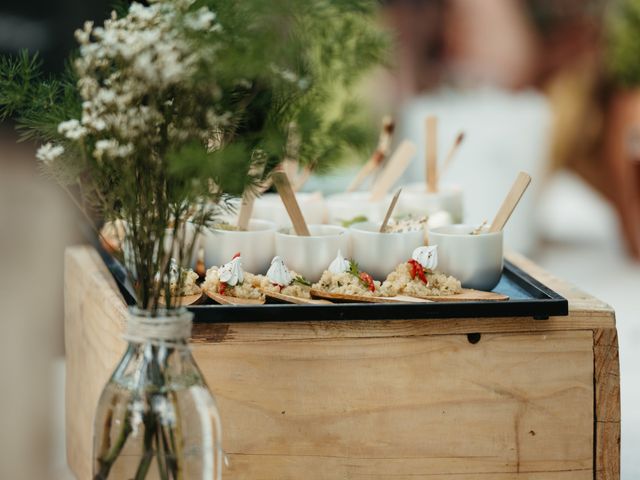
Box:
276, 224, 347, 239
349, 220, 424, 237
208, 218, 277, 234
256, 192, 324, 204
327, 192, 390, 203
429, 223, 502, 238
402, 182, 462, 194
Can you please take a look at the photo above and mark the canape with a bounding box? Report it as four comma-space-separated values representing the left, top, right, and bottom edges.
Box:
257, 256, 315, 301
382, 246, 462, 297
202, 253, 265, 303
157, 259, 204, 306
311, 250, 384, 297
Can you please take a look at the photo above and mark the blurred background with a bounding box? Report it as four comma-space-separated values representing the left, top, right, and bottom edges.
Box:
1, 0, 639, 478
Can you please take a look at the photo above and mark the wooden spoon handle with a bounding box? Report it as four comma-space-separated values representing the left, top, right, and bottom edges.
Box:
379, 188, 402, 232
426, 116, 438, 193
369, 140, 416, 201
489, 172, 531, 232
237, 194, 255, 231
272, 171, 311, 236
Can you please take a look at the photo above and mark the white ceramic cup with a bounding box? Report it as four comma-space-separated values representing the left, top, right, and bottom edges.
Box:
428, 224, 503, 291
398, 183, 464, 223
202, 219, 276, 274
349, 221, 425, 280
325, 192, 391, 226
253, 192, 326, 229
275, 225, 350, 281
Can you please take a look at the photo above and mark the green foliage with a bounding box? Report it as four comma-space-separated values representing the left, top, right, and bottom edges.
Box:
0, 52, 81, 141
0, 0, 388, 311
607, 0, 640, 87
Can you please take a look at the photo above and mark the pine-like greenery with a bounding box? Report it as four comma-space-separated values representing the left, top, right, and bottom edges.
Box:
0, 0, 388, 311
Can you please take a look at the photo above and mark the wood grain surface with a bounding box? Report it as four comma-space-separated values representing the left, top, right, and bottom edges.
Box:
64, 246, 620, 480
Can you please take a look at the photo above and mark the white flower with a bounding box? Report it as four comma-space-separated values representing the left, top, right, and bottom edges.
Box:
152, 396, 176, 426
129, 400, 145, 436
36, 143, 64, 165
184, 7, 216, 31
74, 21, 93, 45
58, 119, 87, 140
94, 139, 134, 160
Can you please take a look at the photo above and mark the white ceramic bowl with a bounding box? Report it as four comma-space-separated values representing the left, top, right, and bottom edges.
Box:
349, 221, 425, 280
275, 225, 350, 281
325, 192, 391, 226
398, 183, 464, 223
428, 224, 503, 291
253, 192, 326, 229
202, 219, 276, 274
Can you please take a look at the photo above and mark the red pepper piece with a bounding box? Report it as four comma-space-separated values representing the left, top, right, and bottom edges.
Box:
232, 252, 241, 259
407, 260, 428, 285
219, 281, 227, 295
359, 272, 375, 292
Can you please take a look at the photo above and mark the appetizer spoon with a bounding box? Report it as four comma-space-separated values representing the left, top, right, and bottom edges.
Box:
158, 292, 205, 307
379, 188, 402, 233
488, 172, 532, 232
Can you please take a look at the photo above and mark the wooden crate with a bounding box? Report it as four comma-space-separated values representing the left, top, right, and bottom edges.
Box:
65, 246, 620, 479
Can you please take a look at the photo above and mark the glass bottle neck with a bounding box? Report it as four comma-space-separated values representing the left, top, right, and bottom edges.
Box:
124, 307, 193, 347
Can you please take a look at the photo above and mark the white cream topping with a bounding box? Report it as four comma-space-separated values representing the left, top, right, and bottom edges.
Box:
328, 250, 350, 274
218, 255, 244, 286
266, 256, 293, 286
412, 246, 438, 270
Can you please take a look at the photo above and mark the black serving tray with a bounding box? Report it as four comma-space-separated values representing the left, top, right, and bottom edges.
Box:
97, 245, 568, 323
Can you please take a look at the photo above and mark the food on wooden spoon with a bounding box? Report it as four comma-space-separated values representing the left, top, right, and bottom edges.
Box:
382, 215, 428, 233
157, 258, 203, 305
202, 253, 264, 301
258, 256, 312, 299
381, 246, 462, 297
312, 250, 386, 297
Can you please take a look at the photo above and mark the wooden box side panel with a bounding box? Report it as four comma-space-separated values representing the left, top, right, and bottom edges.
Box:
65, 247, 127, 479
196, 330, 595, 480
594, 328, 621, 480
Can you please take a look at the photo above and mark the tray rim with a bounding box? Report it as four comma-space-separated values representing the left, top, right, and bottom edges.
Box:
96, 245, 569, 323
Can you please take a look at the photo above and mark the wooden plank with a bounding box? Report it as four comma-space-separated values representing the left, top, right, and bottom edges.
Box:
64, 247, 127, 480
195, 330, 594, 479
594, 329, 621, 480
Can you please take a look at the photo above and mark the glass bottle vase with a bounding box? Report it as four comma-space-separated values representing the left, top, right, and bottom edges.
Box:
93, 307, 223, 479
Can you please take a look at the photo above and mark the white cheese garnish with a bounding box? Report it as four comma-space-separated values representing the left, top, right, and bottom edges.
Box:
218, 255, 244, 286
328, 250, 350, 274
266, 256, 293, 286
412, 246, 438, 270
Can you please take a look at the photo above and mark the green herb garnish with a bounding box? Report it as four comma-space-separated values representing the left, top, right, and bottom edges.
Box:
293, 275, 311, 287
341, 215, 368, 228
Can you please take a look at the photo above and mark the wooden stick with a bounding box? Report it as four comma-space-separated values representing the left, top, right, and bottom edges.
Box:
379, 188, 402, 232
488, 172, 532, 233
272, 171, 311, 236
346, 116, 395, 192
426, 116, 438, 193
369, 140, 417, 201
237, 162, 267, 230
237, 194, 255, 231
437, 131, 465, 185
